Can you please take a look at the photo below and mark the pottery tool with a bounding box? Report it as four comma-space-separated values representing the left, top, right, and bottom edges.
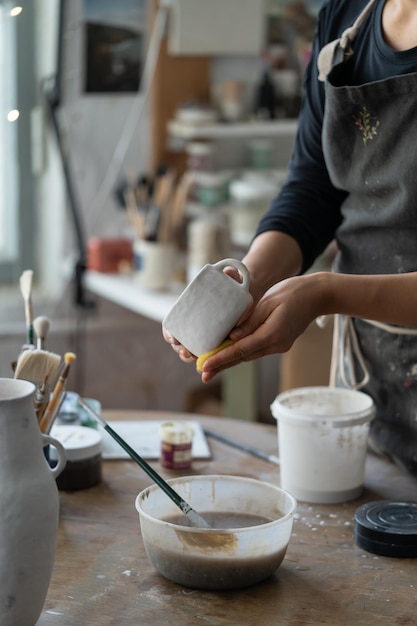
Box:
196, 339, 235, 372
78, 397, 211, 529
40, 352, 76, 434
203, 428, 280, 465
19, 270, 34, 345
14, 348, 62, 422
33, 316, 51, 350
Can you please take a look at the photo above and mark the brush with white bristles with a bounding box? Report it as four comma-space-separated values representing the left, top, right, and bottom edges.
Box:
19, 270, 35, 346
33, 316, 51, 350
14, 348, 62, 422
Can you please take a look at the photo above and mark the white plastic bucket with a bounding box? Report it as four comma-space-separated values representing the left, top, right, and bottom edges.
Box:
270, 386, 375, 504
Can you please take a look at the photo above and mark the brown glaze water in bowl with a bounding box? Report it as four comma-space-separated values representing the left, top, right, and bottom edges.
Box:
144, 511, 286, 590
136, 475, 296, 591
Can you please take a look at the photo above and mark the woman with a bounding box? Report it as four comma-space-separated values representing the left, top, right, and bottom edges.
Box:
164, 0, 417, 477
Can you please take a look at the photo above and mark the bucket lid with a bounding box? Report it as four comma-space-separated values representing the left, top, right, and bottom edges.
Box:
354, 500, 417, 558
270, 386, 375, 427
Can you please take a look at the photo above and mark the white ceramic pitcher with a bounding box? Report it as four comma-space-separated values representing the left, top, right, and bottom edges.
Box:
0, 378, 66, 626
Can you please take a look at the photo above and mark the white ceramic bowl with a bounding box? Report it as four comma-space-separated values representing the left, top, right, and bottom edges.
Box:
135, 474, 296, 590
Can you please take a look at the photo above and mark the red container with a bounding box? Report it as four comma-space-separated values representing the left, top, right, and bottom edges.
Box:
87, 237, 133, 273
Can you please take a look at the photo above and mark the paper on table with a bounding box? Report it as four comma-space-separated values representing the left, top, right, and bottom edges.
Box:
98, 420, 212, 460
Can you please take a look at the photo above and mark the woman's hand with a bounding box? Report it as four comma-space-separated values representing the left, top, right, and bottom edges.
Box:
162, 326, 197, 364
199, 272, 329, 383
162, 231, 305, 371
161, 263, 256, 365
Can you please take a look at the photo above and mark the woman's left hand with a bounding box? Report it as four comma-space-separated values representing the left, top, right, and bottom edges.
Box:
199, 272, 327, 383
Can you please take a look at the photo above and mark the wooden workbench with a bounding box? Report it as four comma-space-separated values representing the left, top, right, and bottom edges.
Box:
38, 411, 417, 625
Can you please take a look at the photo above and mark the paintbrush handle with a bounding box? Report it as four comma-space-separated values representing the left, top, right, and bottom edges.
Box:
203, 428, 280, 465
39, 367, 69, 433
78, 398, 210, 528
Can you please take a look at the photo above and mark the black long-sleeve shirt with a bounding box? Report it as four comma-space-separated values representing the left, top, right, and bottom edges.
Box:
256, 0, 417, 273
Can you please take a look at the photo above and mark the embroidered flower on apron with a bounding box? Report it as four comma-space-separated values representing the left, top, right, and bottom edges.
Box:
352, 106, 380, 145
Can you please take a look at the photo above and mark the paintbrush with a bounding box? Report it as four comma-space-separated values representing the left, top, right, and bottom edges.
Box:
203, 428, 280, 465
33, 316, 51, 350
78, 397, 210, 529
19, 270, 34, 345
40, 352, 76, 434
170, 172, 194, 238
14, 348, 61, 389
14, 349, 62, 422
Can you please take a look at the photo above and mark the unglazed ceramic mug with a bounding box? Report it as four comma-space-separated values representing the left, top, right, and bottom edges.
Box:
162, 258, 253, 356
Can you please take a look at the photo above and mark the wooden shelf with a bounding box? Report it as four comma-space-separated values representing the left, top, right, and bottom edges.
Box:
83, 271, 181, 323
167, 119, 298, 140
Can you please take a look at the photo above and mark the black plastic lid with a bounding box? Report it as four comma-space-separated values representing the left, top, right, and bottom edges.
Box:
354, 500, 417, 558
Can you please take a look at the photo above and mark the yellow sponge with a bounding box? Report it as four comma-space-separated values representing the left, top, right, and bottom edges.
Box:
196, 339, 235, 373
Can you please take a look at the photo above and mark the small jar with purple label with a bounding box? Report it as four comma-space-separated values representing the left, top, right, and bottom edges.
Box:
160, 421, 193, 470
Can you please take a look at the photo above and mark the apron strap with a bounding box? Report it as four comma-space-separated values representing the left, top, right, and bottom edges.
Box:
323, 314, 417, 390
317, 0, 379, 81
328, 315, 370, 390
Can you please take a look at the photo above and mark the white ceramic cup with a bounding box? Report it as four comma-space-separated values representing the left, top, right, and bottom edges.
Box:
133, 240, 177, 290
162, 258, 253, 356
271, 386, 375, 504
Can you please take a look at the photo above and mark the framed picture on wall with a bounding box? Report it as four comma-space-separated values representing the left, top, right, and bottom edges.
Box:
83, 0, 147, 93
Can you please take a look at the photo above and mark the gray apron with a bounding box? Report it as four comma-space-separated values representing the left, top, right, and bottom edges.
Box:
319, 0, 417, 476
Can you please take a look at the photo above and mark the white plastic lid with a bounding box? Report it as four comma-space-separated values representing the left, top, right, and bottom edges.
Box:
50, 425, 102, 461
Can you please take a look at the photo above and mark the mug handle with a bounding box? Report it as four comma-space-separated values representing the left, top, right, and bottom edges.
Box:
212, 258, 250, 290
42, 434, 67, 479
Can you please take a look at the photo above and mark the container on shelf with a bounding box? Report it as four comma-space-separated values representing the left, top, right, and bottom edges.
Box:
186, 141, 214, 172
186, 141, 214, 201
186, 216, 231, 283
229, 176, 277, 247
175, 105, 218, 127
247, 140, 275, 170
194, 171, 231, 208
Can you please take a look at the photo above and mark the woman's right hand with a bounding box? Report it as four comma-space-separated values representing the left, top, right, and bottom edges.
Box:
162, 326, 197, 364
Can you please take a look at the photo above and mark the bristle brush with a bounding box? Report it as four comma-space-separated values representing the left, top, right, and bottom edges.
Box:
14, 349, 61, 387
14, 349, 62, 421
19, 270, 34, 345
40, 352, 77, 434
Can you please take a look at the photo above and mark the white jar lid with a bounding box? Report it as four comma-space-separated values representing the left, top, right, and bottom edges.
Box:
160, 421, 193, 445
194, 171, 231, 187
50, 425, 102, 461
186, 141, 213, 156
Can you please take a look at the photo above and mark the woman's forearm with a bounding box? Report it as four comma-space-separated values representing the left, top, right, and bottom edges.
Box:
242, 231, 303, 302
321, 271, 417, 328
